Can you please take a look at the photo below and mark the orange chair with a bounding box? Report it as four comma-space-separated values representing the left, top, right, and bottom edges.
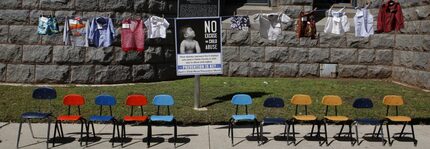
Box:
120, 95, 149, 147
53, 94, 87, 146
287, 94, 319, 146
321, 95, 354, 146
383, 95, 416, 146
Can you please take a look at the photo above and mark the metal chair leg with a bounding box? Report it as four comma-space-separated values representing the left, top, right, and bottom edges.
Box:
174, 119, 177, 147
338, 123, 345, 137
112, 123, 115, 147
411, 123, 416, 145
47, 118, 51, 149
255, 119, 259, 144
399, 122, 407, 137
52, 121, 58, 146
323, 120, 328, 146
286, 123, 290, 146
231, 121, 234, 146
310, 122, 315, 137
147, 121, 151, 147
91, 122, 96, 137
28, 119, 35, 139
386, 122, 391, 145
59, 121, 64, 138
354, 122, 359, 146
80, 119, 84, 146
349, 123, 353, 145
16, 119, 23, 148
292, 120, 296, 145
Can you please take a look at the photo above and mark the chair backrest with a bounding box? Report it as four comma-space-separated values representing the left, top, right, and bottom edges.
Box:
291, 94, 312, 115
33, 87, 57, 100
231, 94, 253, 115
63, 94, 85, 115
153, 94, 174, 115
352, 98, 374, 109
95, 94, 117, 116
126, 94, 148, 116
322, 95, 343, 116
383, 95, 404, 116
263, 97, 284, 108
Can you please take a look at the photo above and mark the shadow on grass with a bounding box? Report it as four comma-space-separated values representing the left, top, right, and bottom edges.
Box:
203, 92, 270, 107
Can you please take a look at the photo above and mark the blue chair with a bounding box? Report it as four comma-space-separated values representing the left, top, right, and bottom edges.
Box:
228, 94, 259, 146
17, 87, 56, 148
86, 94, 120, 147
147, 94, 177, 147
259, 97, 288, 144
352, 98, 385, 146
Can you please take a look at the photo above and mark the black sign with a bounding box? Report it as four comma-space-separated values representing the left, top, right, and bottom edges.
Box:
178, 0, 219, 17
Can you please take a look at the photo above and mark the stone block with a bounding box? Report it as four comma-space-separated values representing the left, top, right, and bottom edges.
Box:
330, 48, 358, 64
223, 62, 229, 76
416, 5, 430, 19
274, 63, 298, 77
319, 32, 347, 48
132, 64, 157, 82
95, 65, 131, 83
402, 7, 419, 21
134, 0, 174, 13
71, 65, 95, 83
398, 50, 414, 68
395, 34, 420, 51
225, 30, 251, 46
0, 0, 22, 9
115, 48, 145, 65
249, 62, 274, 77
144, 46, 165, 63
264, 47, 289, 63
346, 33, 370, 48
420, 20, 430, 34
374, 49, 393, 65
85, 47, 114, 64
40, 0, 75, 10
391, 66, 404, 81
35, 65, 70, 83
299, 37, 318, 47
0, 10, 29, 25
229, 62, 249, 77
23, 0, 39, 9
367, 65, 392, 79
9, 25, 40, 44
279, 0, 313, 5
370, 34, 394, 49
99, 0, 133, 12
0, 25, 7, 43
157, 64, 176, 80
411, 52, 430, 71
422, 35, 430, 51
223, 46, 240, 62
308, 48, 329, 63
358, 49, 375, 64
338, 65, 367, 78
0, 63, 5, 81
400, 68, 419, 86
400, 21, 421, 34
0, 44, 22, 63
76, 0, 99, 11
6, 64, 34, 83
277, 31, 299, 47
392, 50, 401, 66
298, 64, 319, 77
417, 71, 430, 89
240, 46, 264, 62
250, 31, 277, 46
53, 46, 85, 64
288, 47, 308, 63
22, 45, 53, 63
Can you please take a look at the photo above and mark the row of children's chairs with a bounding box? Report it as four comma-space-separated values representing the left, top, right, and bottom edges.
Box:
228, 94, 417, 146
16, 87, 177, 148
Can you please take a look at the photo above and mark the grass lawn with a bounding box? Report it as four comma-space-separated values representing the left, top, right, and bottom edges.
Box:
0, 77, 429, 125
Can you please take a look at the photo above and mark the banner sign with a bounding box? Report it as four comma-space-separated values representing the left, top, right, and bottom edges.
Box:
175, 17, 222, 76
178, 0, 219, 17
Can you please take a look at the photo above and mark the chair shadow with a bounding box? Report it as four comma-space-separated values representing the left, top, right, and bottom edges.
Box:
79, 136, 104, 147
48, 137, 75, 147
232, 135, 260, 147
142, 137, 165, 148
203, 92, 270, 107
168, 137, 191, 148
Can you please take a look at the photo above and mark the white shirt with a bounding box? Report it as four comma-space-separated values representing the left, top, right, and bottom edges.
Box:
144, 16, 169, 38
354, 8, 374, 37
324, 8, 350, 35
256, 13, 291, 40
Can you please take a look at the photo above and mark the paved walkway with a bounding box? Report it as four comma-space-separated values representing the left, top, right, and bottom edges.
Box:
0, 122, 427, 149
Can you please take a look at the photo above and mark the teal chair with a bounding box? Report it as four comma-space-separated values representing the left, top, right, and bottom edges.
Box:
147, 94, 177, 147
228, 94, 259, 146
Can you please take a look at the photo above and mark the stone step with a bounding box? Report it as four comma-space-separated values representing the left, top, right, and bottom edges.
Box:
235, 5, 276, 16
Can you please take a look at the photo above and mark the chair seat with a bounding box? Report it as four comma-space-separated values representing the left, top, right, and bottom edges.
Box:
262, 117, 286, 124
324, 116, 349, 121
232, 114, 256, 121
354, 118, 382, 125
124, 116, 149, 122
293, 115, 317, 121
21, 112, 51, 119
150, 115, 174, 122
57, 115, 81, 121
386, 116, 412, 122
89, 115, 114, 122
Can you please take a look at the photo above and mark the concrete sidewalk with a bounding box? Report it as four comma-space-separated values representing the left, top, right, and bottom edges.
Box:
0, 122, 427, 149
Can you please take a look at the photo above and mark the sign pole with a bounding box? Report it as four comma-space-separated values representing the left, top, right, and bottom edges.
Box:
194, 75, 200, 109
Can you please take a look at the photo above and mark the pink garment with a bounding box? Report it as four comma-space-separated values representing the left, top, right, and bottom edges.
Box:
121, 19, 145, 52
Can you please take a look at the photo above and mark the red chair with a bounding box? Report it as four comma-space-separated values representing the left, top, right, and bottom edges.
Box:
121, 95, 149, 147
53, 94, 87, 146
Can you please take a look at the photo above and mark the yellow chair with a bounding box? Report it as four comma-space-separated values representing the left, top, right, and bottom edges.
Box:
321, 95, 354, 146
383, 95, 416, 146
287, 94, 319, 146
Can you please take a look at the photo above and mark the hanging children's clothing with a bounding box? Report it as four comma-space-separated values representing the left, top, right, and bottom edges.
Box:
63, 16, 89, 47
296, 10, 316, 39
256, 13, 291, 40
230, 16, 250, 31
324, 8, 350, 35
144, 16, 169, 39
87, 17, 115, 48
377, 0, 404, 33
354, 7, 374, 37
121, 19, 145, 52
38, 16, 60, 35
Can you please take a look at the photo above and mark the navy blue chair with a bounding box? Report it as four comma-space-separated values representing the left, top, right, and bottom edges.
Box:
147, 94, 177, 147
228, 94, 259, 146
352, 98, 385, 146
86, 94, 120, 147
259, 97, 288, 144
17, 87, 56, 148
